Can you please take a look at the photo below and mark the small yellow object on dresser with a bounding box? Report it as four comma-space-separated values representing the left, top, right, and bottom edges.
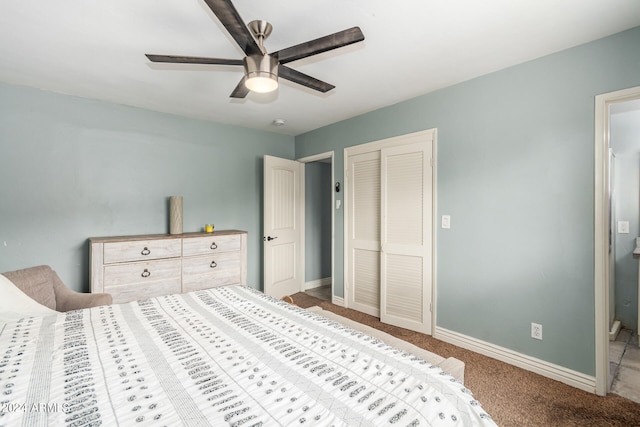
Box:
205, 224, 214, 233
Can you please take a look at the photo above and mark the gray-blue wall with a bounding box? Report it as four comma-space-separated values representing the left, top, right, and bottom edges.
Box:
0, 83, 294, 291
295, 26, 640, 375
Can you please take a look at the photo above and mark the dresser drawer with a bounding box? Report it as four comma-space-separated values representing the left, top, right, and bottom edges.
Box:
104, 259, 182, 287
103, 239, 182, 264
182, 252, 241, 292
182, 234, 241, 257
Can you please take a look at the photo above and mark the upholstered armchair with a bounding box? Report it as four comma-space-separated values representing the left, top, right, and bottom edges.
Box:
2, 265, 112, 312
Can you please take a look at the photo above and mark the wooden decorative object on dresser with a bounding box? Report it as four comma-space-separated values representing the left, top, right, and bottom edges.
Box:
90, 230, 247, 304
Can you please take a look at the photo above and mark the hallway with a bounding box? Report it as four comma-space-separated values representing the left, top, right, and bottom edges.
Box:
305, 284, 331, 301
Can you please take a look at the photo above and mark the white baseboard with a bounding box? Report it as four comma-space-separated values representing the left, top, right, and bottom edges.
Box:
435, 327, 597, 394
305, 277, 332, 290
609, 320, 621, 341
332, 295, 345, 307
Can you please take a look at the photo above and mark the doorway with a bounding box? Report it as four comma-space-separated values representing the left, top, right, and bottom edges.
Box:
594, 86, 640, 396
303, 156, 333, 302
608, 98, 640, 401
299, 152, 335, 303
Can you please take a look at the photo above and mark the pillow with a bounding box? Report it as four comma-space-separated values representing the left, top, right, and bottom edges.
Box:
0, 273, 58, 321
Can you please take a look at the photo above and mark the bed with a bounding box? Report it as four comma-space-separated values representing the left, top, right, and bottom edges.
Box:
0, 285, 496, 426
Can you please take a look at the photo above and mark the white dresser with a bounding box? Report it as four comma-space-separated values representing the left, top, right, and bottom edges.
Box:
90, 230, 247, 304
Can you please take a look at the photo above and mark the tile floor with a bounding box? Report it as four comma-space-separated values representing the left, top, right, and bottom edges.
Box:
305, 284, 331, 301
610, 328, 640, 403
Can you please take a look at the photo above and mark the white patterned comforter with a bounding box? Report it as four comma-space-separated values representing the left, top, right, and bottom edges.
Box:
0, 286, 496, 426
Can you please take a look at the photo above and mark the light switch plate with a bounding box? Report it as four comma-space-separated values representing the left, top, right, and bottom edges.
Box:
618, 221, 630, 234
441, 215, 451, 229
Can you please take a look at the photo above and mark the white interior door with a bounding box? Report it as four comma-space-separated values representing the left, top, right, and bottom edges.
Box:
346, 151, 381, 317
380, 139, 432, 333
263, 155, 302, 298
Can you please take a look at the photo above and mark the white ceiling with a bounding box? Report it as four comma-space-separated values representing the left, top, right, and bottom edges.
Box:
1, 1, 639, 136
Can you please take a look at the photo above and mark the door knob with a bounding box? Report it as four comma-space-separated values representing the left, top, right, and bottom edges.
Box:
264, 236, 278, 241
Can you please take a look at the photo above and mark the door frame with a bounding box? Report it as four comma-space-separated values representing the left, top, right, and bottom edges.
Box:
594, 85, 640, 396
297, 151, 336, 303
343, 129, 437, 334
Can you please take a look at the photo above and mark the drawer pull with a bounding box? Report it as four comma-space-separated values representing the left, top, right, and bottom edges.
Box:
141, 247, 151, 256
141, 268, 151, 278
210, 261, 217, 269
210, 242, 218, 250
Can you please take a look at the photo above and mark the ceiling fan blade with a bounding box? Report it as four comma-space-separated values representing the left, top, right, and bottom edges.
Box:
203, 0, 264, 56
145, 54, 243, 66
274, 27, 364, 64
278, 65, 335, 93
230, 76, 250, 98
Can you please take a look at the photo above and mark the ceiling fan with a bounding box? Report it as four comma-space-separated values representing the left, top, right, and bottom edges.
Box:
145, 0, 365, 98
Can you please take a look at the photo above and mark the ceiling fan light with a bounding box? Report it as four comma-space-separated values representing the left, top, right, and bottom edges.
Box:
245, 73, 278, 93
244, 55, 279, 93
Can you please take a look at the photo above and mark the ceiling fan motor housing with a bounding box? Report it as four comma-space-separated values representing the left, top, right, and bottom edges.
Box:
243, 54, 279, 91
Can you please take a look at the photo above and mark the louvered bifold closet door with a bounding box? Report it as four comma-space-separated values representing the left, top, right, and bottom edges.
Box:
347, 151, 381, 317
380, 140, 432, 333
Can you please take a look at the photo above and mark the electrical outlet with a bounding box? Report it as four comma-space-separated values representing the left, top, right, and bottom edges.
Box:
531, 323, 543, 340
